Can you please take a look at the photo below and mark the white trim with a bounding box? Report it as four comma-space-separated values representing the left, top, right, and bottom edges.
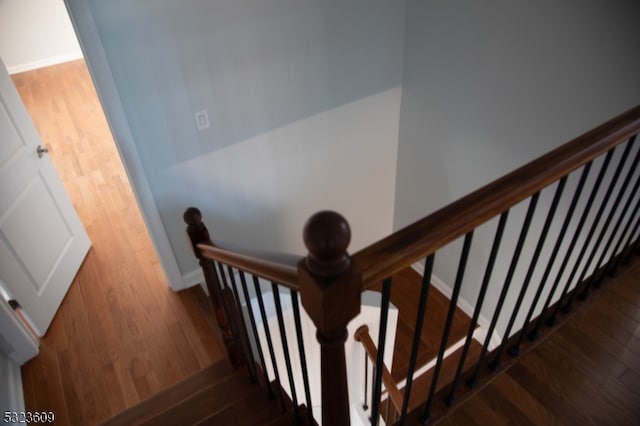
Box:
7, 51, 84, 75
1, 354, 25, 412
0, 299, 39, 365
183, 268, 205, 290
395, 336, 467, 390
64, 0, 185, 291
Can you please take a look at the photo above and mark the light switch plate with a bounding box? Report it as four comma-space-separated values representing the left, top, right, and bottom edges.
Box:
194, 110, 210, 131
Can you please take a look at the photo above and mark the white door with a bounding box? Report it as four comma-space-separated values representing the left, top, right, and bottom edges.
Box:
0, 59, 90, 337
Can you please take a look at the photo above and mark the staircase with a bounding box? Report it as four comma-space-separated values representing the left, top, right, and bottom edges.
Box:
100, 359, 315, 425
101, 268, 478, 426
103, 105, 640, 425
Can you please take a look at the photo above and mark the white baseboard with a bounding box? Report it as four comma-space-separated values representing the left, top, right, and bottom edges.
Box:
7, 51, 84, 74
182, 267, 248, 298
182, 268, 205, 290
411, 262, 502, 350
395, 335, 468, 390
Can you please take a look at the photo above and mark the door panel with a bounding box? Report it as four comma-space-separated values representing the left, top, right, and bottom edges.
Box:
1, 174, 74, 289
0, 59, 90, 336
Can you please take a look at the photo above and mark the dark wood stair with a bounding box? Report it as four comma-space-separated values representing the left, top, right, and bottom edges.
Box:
365, 267, 482, 423
371, 267, 475, 382
100, 359, 314, 425
380, 339, 483, 421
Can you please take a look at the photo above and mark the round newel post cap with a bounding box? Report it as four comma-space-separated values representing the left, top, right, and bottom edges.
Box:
183, 207, 203, 227
303, 210, 351, 277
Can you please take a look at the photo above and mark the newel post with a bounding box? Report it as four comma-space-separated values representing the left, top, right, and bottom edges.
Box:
298, 211, 361, 426
183, 207, 242, 368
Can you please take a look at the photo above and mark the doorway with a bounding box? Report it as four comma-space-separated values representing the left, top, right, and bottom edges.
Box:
0, 0, 173, 337
11, 59, 225, 426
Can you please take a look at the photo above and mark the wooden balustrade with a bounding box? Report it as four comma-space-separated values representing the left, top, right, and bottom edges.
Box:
183, 207, 243, 368
185, 208, 360, 425
184, 105, 640, 425
353, 105, 640, 288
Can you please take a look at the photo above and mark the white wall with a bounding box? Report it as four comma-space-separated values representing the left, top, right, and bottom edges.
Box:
395, 0, 640, 337
86, 0, 406, 283
0, 0, 82, 73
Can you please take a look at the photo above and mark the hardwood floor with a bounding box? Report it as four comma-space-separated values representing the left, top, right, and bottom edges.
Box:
12, 60, 225, 426
437, 257, 640, 425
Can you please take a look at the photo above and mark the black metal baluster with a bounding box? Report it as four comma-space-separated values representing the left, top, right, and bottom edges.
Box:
239, 272, 274, 397
525, 163, 592, 341
271, 283, 301, 422
420, 233, 473, 424
614, 194, 640, 268
370, 278, 392, 426
469, 194, 539, 385
363, 355, 369, 411
216, 263, 253, 379
557, 140, 634, 312
625, 210, 640, 260
290, 290, 314, 421
584, 139, 640, 289
601, 172, 640, 277
542, 148, 615, 326
253, 276, 286, 412
489, 193, 540, 371
370, 366, 377, 422
502, 173, 572, 350
607, 190, 640, 277
604, 178, 640, 277
216, 262, 229, 289
448, 212, 508, 397
226, 266, 258, 382
494, 179, 566, 364
399, 254, 435, 425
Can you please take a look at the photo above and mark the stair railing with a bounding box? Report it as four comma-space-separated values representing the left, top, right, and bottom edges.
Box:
186, 104, 640, 426
355, 325, 403, 424
185, 208, 360, 425
350, 104, 640, 425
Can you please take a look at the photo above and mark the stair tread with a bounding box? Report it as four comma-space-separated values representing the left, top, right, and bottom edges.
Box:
193, 383, 284, 425
381, 338, 483, 419
265, 405, 316, 426
371, 268, 477, 382
403, 338, 483, 411
138, 368, 260, 425
99, 360, 235, 425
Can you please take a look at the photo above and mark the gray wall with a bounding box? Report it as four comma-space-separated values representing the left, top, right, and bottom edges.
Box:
394, 0, 640, 336
87, 0, 406, 280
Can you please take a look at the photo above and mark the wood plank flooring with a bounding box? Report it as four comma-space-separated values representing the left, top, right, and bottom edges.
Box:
437, 257, 640, 425
13, 60, 225, 426
371, 268, 474, 381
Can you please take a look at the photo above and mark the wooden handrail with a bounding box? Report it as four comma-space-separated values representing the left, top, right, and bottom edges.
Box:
353, 104, 640, 288
354, 325, 403, 414
197, 242, 301, 289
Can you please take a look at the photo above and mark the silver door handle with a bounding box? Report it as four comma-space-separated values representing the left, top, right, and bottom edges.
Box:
37, 145, 49, 158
